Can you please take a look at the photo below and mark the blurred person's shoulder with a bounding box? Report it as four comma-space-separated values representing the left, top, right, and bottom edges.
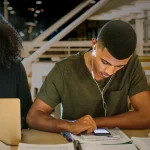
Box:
9, 59, 26, 75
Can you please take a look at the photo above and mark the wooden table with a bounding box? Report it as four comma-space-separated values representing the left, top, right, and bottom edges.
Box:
122, 129, 150, 138
11, 129, 150, 150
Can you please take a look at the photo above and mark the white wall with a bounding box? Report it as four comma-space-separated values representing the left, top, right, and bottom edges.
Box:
31, 62, 61, 118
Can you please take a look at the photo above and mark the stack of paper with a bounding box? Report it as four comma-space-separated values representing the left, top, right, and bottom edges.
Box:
81, 143, 138, 150
71, 127, 131, 144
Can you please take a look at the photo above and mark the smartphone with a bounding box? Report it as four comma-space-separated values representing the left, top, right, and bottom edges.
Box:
93, 128, 111, 136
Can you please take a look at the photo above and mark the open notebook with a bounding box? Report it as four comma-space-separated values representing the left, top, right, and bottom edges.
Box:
0, 98, 21, 145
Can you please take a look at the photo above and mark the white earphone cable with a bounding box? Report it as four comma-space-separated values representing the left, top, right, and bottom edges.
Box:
91, 51, 113, 117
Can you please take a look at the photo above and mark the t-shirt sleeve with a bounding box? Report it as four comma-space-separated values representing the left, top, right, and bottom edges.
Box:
37, 63, 63, 108
128, 56, 150, 97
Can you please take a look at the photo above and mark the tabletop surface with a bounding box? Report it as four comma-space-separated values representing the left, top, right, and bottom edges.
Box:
11, 128, 150, 150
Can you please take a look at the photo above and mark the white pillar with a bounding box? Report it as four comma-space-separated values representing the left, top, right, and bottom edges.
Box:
3, 0, 8, 21
135, 19, 144, 56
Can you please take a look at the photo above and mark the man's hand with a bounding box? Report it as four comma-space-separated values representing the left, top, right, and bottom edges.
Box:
27, 99, 97, 134
68, 115, 97, 135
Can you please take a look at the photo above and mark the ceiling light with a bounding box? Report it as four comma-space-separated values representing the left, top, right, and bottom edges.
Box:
35, 10, 40, 14
36, 1, 42, 4
8, 7, 13, 10
34, 14, 38, 17
10, 11, 15, 14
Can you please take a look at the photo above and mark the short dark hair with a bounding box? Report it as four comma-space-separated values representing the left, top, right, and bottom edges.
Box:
0, 14, 23, 68
97, 20, 137, 60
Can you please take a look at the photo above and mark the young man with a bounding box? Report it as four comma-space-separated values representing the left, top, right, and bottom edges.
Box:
27, 20, 150, 135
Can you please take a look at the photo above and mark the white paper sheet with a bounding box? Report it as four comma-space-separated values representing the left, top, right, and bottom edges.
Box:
131, 137, 150, 150
0, 141, 11, 150
81, 143, 138, 150
18, 143, 74, 150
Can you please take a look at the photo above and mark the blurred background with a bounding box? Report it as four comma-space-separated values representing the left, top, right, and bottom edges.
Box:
0, 0, 103, 41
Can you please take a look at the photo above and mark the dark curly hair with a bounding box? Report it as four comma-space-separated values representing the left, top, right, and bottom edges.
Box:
0, 14, 23, 68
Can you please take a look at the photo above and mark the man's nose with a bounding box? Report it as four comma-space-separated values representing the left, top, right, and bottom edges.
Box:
105, 66, 116, 76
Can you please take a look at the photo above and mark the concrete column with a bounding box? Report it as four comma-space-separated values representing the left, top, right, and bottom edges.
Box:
135, 19, 144, 56
3, 0, 8, 21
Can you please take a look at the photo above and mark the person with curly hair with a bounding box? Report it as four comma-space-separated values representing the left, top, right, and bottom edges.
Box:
0, 14, 32, 129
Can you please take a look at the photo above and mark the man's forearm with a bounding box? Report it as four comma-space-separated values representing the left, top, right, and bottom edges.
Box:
27, 112, 97, 134
94, 111, 150, 129
27, 111, 71, 133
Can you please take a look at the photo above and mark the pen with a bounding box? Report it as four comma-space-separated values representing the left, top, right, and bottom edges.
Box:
73, 140, 82, 150
61, 132, 73, 142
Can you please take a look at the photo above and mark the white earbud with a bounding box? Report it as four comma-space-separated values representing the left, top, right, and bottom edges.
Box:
92, 45, 96, 57
91, 71, 94, 79
92, 49, 96, 57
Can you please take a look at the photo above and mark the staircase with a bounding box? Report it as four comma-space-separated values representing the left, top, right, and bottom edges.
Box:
22, 0, 111, 76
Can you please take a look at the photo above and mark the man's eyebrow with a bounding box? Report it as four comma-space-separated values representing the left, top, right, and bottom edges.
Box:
101, 58, 126, 67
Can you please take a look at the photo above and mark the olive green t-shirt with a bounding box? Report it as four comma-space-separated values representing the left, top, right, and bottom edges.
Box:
37, 51, 149, 120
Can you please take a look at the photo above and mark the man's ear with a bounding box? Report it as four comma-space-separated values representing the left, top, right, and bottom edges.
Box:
92, 38, 97, 47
